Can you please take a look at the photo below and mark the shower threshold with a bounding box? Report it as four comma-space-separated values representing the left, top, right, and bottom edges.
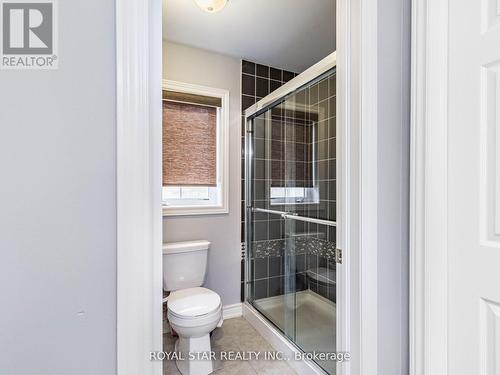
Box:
248, 290, 337, 375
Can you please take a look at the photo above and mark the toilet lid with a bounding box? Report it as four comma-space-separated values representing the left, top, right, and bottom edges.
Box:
168, 287, 221, 317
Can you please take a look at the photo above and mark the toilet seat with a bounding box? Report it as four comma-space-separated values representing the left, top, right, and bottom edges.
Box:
167, 287, 223, 334
168, 287, 221, 318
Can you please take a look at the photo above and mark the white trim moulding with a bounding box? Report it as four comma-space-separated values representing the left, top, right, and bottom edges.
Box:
116, 0, 162, 374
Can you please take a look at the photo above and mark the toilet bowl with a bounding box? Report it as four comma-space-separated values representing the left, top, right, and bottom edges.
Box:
167, 287, 222, 375
163, 241, 223, 375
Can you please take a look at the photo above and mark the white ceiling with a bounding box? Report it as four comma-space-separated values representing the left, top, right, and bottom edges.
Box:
163, 0, 336, 73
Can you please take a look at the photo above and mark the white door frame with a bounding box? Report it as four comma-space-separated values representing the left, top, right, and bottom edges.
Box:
410, 0, 449, 374
337, 0, 374, 372
116, 0, 163, 374
336, 0, 358, 373
338, 0, 410, 374
114, 0, 409, 373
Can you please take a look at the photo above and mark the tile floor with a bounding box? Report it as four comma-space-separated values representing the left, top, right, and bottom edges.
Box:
163, 317, 297, 375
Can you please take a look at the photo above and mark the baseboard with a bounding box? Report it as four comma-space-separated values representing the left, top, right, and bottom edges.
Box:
223, 303, 243, 319
242, 302, 328, 375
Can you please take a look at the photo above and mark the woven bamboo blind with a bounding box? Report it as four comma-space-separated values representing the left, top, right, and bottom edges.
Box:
163, 98, 218, 186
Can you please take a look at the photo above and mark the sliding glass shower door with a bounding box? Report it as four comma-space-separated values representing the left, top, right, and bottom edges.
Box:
245, 68, 338, 374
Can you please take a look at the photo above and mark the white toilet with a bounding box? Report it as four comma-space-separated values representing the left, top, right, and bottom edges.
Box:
163, 240, 223, 375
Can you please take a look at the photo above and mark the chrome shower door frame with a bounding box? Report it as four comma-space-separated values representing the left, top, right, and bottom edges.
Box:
243, 52, 339, 373
244, 51, 338, 303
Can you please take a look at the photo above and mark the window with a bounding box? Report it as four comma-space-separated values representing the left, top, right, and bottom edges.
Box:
162, 80, 229, 216
270, 187, 319, 205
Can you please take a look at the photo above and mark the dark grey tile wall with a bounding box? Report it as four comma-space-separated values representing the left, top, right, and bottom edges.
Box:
251, 254, 307, 300
309, 72, 337, 242
240, 60, 298, 300
247, 71, 337, 245
252, 114, 314, 188
249, 252, 336, 301
306, 254, 336, 302
248, 236, 337, 302
241, 60, 298, 239
240, 60, 337, 304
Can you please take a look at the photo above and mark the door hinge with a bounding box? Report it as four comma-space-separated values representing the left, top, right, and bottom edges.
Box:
335, 248, 343, 264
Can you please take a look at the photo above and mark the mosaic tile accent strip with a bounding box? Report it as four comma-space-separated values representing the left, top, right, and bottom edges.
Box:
251, 239, 285, 258
251, 236, 336, 260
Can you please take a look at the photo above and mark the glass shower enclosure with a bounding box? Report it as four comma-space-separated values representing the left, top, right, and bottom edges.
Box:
244, 54, 338, 374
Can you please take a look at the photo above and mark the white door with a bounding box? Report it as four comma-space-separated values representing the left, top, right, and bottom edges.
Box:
449, 1, 500, 374
421, 0, 500, 374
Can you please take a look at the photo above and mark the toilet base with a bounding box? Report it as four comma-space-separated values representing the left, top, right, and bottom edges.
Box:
175, 335, 214, 375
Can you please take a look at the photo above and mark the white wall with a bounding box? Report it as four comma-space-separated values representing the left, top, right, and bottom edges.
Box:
376, 0, 410, 373
0, 1, 117, 374
162, 41, 242, 306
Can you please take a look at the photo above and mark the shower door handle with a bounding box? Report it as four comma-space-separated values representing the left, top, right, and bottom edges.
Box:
252, 207, 293, 217
335, 248, 343, 264
252, 207, 337, 227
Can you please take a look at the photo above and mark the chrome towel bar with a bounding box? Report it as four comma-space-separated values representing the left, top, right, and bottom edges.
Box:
252, 207, 337, 227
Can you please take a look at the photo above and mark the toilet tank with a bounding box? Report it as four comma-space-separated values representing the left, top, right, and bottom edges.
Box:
162, 240, 210, 291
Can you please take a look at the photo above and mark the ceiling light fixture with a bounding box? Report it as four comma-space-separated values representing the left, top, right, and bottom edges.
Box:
194, 0, 228, 13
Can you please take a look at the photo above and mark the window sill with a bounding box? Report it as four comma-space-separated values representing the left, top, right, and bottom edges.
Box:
270, 201, 320, 206
162, 205, 229, 217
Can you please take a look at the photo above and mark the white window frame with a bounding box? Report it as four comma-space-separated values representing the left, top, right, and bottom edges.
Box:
162, 79, 229, 216
162, 186, 211, 205
269, 186, 319, 205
